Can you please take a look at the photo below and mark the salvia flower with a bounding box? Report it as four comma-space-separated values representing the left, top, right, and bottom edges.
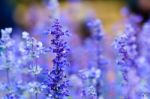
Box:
19, 31, 45, 62
79, 18, 107, 99
0, 28, 26, 98
79, 67, 101, 98
135, 19, 150, 98
27, 81, 46, 96
113, 15, 148, 98
0, 81, 26, 99
86, 17, 107, 68
1, 28, 12, 41
45, 19, 70, 99
19, 31, 48, 98
19, 32, 44, 75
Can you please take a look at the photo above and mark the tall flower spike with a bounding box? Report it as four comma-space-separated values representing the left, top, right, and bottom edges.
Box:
135, 19, 150, 98
19, 31, 46, 99
0, 28, 25, 98
113, 15, 146, 98
80, 18, 106, 99
20, 31, 44, 77
45, 19, 70, 99
87, 18, 106, 68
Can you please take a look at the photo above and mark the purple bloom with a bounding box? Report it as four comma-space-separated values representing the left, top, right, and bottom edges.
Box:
79, 17, 107, 99
45, 19, 70, 99
86, 17, 107, 68
136, 19, 150, 98
113, 15, 150, 98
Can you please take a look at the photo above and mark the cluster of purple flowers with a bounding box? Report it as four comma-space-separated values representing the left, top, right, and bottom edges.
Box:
114, 14, 150, 98
114, 23, 139, 98
0, 26, 69, 98
0, 18, 71, 99
44, 19, 70, 99
136, 19, 150, 98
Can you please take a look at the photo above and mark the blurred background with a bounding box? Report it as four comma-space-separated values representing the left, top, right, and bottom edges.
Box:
0, 0, 125, 35
1, 0, 150, 35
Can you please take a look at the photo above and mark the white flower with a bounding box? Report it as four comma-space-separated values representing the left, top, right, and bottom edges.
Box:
36, 41, 44, 52
27, 82, 46, 94
91, 67, 101, 78
1, 28, 12, 41
1, 28, 12, 34
30, 65, 42, 75
19, 42, 26, 53
37, 41, 43, 48
22, 31, 29, 39
0, 83, 6, 91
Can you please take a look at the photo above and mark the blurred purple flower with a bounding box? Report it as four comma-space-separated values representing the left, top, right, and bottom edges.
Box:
113, 15, 150, 98
79, 18, 107, 99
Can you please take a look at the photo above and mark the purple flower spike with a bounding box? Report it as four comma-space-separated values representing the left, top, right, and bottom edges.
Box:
113, 15, 150, 98
45, 19, 70, 99
79, 17, 107, 99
